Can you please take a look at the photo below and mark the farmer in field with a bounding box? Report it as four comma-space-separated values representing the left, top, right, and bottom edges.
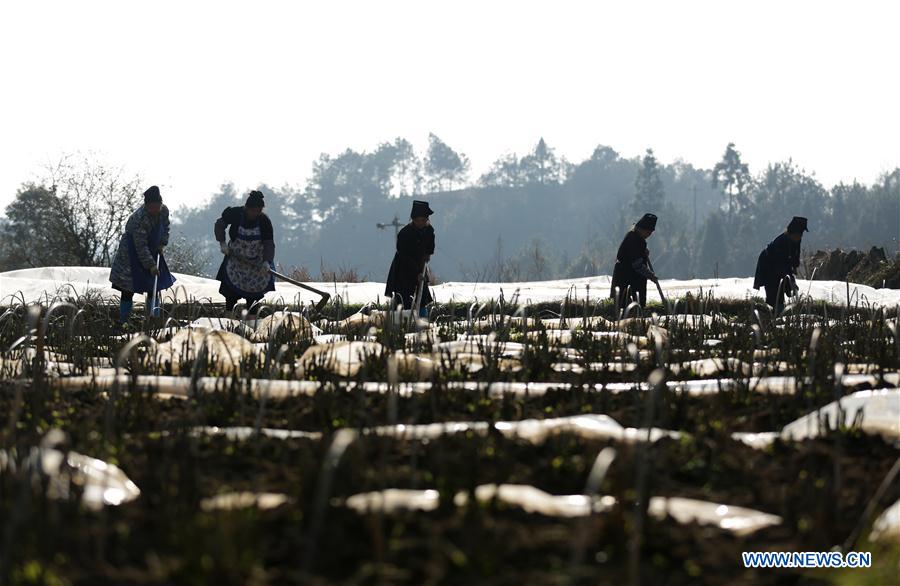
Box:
385, 199, 435, 316
610, 212, 659, 313
214, 190, 276, 314
753, 216, 807, 312
109, 185, 175, 324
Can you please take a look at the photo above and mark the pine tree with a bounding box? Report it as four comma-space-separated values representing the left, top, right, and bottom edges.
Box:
633, 148, 664, 215
712, 142, 751, 217
479, 153, 523, 188
425, 133, 469, 191
391, 137, 421, 196
520, 138, 561, 185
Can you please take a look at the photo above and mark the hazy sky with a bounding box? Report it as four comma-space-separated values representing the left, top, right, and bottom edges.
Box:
1, 0, 898, 212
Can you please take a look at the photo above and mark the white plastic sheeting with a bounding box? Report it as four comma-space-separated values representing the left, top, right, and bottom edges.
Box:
430, 338, 523, 373
49, 372, 899, 401
296, 341, 384, 378
365, 414, 681, 445
730, 432, 781, 450
0, 266, 371, 307
345, 489, 441, 513
528, 329, 648, 347
647, 496, 782, 536
781, 389, 900, 442
733, 389, 900, 449
185, 312, 320, 342
661, 374, 900, 396
176, 414, 681, 447
4, 267, 900, 307
667, 358, 792, 378
191, 426, 323, 441
251, 311, 322, 342
200, 492, 290, 511
455, 484, 617, 518
0, 447, 141, 510
551, 362, 636, 375
343, 484, 781, 536
186, 317, 256, 338
342, 485, 612, 517
151, 329, 261, 375
47, 450, 140, 509
178, 389, 899, 451
436, 336, 524, 354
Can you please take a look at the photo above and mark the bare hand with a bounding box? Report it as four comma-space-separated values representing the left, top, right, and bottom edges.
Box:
219, 241, 229, 255
149, 265, 160, 276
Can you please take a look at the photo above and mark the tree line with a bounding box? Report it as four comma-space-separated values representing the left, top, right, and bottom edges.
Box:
1, 139, 897, 283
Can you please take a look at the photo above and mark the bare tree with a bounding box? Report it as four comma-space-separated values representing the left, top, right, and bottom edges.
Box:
0, 154, 143, 269
165, 233, 213, 277
525, 237, 549, 280
44, 154, 143, 266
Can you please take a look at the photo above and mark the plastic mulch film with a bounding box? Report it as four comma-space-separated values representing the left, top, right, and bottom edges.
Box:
343, 485, 781, 536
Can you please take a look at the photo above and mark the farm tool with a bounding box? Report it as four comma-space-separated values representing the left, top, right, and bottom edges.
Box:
411, 261, 430, 319
226, 250, 331, 314
269, 269, 331, 314
648, 258, 668, 309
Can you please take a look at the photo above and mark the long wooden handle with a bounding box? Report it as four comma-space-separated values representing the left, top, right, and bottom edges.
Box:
645, 257, 667, 305
150, 254, 160, 315
654, 280, 668, 306
269, 269, 331, 300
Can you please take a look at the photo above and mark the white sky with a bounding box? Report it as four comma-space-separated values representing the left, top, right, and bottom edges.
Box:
1, 0, 898, 213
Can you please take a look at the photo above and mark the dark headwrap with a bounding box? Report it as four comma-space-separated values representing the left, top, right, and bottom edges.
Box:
635, 213, 658, 231
246, 190, 265, 209
143, 185, 162, 205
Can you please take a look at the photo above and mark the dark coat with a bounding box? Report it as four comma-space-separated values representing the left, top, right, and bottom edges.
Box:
385, 223, 435, 308
753, 232, 800, 290
109, 205, 174, 294
610, 230, 650, 299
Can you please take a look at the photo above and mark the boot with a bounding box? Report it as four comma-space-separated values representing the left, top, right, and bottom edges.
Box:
119, 298, 134, 325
